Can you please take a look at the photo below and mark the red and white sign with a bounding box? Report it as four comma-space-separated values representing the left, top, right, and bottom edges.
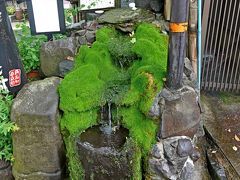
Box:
9, 69, 21, 87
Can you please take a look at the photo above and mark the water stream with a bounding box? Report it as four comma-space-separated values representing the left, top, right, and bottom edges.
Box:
100, 102, 114, 135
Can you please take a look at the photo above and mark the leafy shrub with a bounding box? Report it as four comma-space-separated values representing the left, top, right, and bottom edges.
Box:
0, 90, 17, 162
6, 6, 16, 15
15, 23, 47, 73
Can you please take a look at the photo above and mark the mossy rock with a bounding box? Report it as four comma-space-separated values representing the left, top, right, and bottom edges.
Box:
59, 23, 168, 179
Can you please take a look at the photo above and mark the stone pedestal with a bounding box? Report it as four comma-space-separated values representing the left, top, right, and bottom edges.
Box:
76, 128, 141, 180
11, 77, 65, 180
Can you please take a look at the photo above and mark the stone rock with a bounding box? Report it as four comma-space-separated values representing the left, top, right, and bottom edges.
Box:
183, 58, 197, 88
40, 37, 83, 77
86, 21, 99, 31
11, 77, 65, 180
179, 158, 195, 180
147, 136, 197, 180
150, 0, 164, 12
158, 87, 201, 139
85, 31, 96, 44
207, 150, 227, 180
66, 20, 86, 31
148, 92, 161, 119
98, 8, 155, 24
191, 149, 201, 162
76, 126, 139, 180
0, 161, 14, 180
59, 60, 74, 77
177, 139, 194, 157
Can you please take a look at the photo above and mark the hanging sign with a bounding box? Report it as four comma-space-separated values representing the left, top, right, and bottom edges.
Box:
27, 0, 66, 35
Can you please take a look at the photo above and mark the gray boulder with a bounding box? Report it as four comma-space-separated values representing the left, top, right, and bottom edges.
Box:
98, 8, 155, 32
59, 60, 74, 77
40, 37, 84, 77
158, 87, 201, 139
11, 77, 65, 180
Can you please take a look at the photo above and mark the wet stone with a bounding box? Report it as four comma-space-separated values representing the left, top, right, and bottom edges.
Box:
76, 126, 138, 180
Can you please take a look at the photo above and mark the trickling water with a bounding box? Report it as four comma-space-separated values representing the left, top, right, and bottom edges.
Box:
108, 102, 112, 128
100, 102, 113, 135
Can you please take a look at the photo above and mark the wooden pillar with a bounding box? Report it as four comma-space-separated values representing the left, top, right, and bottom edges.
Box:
0, 0, 27, 94
164, 0, 172, 21
167, 0, 189, 90
189, 0, 198, 76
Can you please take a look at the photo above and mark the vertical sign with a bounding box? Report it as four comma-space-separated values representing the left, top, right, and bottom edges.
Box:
27, 0, 66, 35
0, 0, 27, 94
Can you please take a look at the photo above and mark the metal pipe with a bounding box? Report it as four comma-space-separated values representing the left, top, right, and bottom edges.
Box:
198, 0, 202, 91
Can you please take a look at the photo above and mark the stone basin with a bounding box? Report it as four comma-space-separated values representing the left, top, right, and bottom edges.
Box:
76, 126, 137, 180
80, 125, 129, 150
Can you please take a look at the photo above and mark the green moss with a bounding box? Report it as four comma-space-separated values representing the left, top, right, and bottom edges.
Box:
219, 92, 240, 104
59, 23, 168, 179
120, 106, 158, 156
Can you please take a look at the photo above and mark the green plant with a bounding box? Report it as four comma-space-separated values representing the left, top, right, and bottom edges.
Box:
64, 0, 100, 25
15, 23, 47, 73
0, 90, 17, 162
6, 6, 16, 15
108, 35, 137, 68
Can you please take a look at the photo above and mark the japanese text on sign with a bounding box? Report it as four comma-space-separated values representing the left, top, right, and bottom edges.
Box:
9, 69, 21, 87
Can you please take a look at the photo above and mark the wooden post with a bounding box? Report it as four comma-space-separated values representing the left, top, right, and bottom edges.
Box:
164, 0, 172, 21
167, 0, 189, 90
0, 0, 27, 94
189, 0, 198, 76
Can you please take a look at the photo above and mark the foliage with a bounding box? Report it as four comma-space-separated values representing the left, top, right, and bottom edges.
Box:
53, 33, 67, 40
59, 23, 168, 178
0, 90, 17, 162
108, 35, 137, 68
64, 0, 99, 25
6, 6, 16, 15
15, 23, 47, 73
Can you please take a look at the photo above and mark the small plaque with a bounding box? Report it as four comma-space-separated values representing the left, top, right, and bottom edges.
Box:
9, 69, 21, 87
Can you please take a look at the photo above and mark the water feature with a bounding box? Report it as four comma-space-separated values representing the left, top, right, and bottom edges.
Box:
77, 104, 133, 180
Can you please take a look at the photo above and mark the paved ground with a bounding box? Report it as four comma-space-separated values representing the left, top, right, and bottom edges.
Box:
202, 92, 240, 179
